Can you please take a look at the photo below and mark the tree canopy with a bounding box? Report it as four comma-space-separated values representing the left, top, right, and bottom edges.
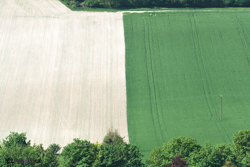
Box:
60, 0, 250, 9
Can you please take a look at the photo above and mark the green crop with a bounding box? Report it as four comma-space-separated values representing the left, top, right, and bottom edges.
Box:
124, 11, 250, 162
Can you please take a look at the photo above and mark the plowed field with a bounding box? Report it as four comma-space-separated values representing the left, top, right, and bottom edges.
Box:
0, 0, 128, 151
124, 11, 250, 160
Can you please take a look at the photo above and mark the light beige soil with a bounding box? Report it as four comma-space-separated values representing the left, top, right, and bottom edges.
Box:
0, 0, 128, 151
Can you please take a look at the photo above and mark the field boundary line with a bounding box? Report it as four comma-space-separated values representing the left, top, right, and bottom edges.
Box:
120, 9, 250, 13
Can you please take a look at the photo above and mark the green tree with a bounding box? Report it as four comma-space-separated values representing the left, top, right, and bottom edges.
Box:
146, 147, 163, 167
47, 143, 61, 154
60, 138, 99, 167
147, 137, 201, 166
165, 154, 188, 167
231, 130, 250, 166
188, 143, 235, 166
0, 145, 37, 166
93, 129, 144, 167
0, 132, 59, 167
161, 136, 201, 166
84, 0, 101, 7
32, 144, 59, 167
0, 143, 59, 167
234, 0, 250, 6
2, 132, 31, 148
93, 142, 144, 167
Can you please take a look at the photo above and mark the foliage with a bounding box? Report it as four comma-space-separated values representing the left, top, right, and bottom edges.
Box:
84, 0, 101, 8
2, 132, 31, 148
165, 154, 188, 167
93, 129, 144, 166
231, 130, 250, 166
222, 161, 237, 167
0, 144, 59, 167
0, 145, 37, 166
160, 137, 201, 166
33, 144, 60, 167
188, 143, 235, 166
102, 129, 125, 145
60, 138, 99, 167
1, 131, 250, 167
93, 142, 144, 167
146, 147, 163, 166
0, 132, 59, 167
146, 138, 238, 166
59, 0, 250, 9
146, 137, 201, 166
59, 0, 85, 8
42, 148, 60, 167
47, 143, 61, 154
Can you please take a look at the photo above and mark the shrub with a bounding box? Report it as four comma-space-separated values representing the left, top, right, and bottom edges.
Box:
102, 129, 125, 145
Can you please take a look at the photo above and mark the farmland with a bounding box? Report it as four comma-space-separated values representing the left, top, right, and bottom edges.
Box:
124, 11, 250, 160
0, 0, 128, 151
1, 0, 250, 164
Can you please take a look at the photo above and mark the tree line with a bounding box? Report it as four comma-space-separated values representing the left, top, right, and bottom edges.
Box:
0, 129, 249, 166
146, 130, 250, 166
60, 0, 250, 9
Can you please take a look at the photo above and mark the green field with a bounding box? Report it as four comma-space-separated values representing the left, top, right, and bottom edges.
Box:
124, 11, 250, 161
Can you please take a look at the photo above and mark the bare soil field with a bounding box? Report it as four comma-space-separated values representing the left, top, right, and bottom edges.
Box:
0, 0, 128, 151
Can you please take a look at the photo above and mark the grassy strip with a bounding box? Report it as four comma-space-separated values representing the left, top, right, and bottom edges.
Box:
124, 11, 250, 162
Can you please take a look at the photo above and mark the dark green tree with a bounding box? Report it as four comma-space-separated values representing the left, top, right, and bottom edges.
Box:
84, 0, 101, 7
60, 0, 250, 8
234, 0, 250, 6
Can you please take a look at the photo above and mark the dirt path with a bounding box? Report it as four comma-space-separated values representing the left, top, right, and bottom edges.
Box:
0, 0, 128, 151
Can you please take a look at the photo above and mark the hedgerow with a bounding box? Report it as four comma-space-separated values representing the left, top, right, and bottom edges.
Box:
60, 0, 250, 9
